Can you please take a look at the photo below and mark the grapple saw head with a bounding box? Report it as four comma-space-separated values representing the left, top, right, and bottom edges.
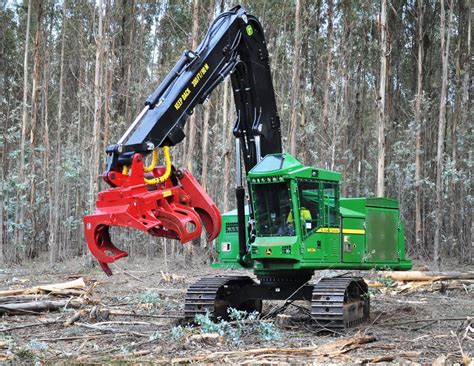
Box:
83, 150, 221, 276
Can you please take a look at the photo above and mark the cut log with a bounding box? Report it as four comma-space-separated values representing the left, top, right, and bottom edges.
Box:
385, 271, 474, 282
0, 295, 48, 303
0, 299, 83, 315
0, 278, 86, 296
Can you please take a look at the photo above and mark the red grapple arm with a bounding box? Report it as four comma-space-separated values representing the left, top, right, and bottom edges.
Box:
83, 154, 221, 276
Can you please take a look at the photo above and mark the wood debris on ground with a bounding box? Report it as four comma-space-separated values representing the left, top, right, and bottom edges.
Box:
366, 270, 474, 294
0, 263, 472, 364
159, 271, 185, 283
165, 335, 377, 364
0, 278, 96, 315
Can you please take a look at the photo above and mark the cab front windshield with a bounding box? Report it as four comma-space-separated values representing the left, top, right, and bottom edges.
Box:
252, 182, 295, 237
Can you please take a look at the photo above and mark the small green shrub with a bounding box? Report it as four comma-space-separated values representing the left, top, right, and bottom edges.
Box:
258, 322, 281, 341
138, 290, 161, 306
194, 308, 280, 344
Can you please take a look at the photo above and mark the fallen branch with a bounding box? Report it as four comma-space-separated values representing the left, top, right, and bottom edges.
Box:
36, 333, 128, 342
358, 351, 420, 364
0, 319, 62, 332
113, 349, 152, 360
75, 322, 149, 338
109, 310, 181, 319
0, 299, 83, 315
379, 316, 472, 327
64, 309, 89, 327
93, 320, 164, 327
111, 263, 145, 283
170, 335, 376, 363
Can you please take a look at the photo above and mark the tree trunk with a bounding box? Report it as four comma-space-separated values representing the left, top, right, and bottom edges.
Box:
288, 0, 301, 156
103, 39, 113, 162
87, 0, 104, 265
185, 0, 200, 171
201, 102, 211, 191
457, 0, 471, 263
200, 0, 216, 195
124, 1, 135, 124
414, 0, 424, 252
184, 0, 201, 264
49, 1, 66, 265
27, 0, 43, 258
434, 0, 453, 270
376, 0, 387, 197
222, 79, 230, 212
322, 0, 333, 140
16, 0, 32, 260
43, 3, 52, 261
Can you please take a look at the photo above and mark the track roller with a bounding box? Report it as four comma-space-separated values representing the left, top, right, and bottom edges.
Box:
311, 277, 369, 330
184, 276, 262, 320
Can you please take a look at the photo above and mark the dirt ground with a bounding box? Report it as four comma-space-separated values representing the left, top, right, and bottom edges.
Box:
0, 255, 472, 364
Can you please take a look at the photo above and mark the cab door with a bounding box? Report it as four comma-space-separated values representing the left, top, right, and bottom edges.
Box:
296, 180, 323, 260
321, 182, 341, 262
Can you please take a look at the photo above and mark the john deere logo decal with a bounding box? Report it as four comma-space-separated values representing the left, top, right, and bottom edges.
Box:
246, 25, 254, 36
265, 248, 272, 255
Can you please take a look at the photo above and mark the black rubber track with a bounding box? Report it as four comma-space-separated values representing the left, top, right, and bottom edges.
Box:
311, 277, 369, 330
184, 275, 257, 320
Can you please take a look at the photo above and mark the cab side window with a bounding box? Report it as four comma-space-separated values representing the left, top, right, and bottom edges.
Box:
296, 181, 320, 236
323, 182, 339, 227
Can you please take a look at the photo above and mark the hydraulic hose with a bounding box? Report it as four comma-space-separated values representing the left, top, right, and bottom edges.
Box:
144, 148, 159, 172
144, 146, 172, 185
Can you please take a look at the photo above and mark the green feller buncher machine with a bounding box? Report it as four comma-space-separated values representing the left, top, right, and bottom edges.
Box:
195, 153, 411, 329
84, 6, 411, 331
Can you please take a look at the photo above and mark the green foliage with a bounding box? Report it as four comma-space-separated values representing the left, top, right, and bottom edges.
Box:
376, 276, 395, 288
138, 290, 161, 307
149, 331, 161, 341
258, 321, 281, 341
170, 325, 184, 339
170, 324, 193, 340
194, 309, 280, 344
194, 311, 229, 336
14, 348, 36, 361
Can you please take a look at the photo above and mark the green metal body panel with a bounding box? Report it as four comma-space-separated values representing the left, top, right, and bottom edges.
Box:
212, 207, 248, 269
212, 153, 412, 274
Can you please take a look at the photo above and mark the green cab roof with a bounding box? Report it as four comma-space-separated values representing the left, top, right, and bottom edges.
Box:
248, 153, 341, 182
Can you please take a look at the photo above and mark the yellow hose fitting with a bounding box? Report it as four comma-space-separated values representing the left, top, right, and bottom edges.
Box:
122, 165, 129, 175
144, 146, 172, 185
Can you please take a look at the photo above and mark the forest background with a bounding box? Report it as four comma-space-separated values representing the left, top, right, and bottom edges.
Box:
0, 0, 472, 269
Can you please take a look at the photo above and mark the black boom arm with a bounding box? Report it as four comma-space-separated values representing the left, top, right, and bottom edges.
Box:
104, 5, 282, 179
104, 6, 282, 266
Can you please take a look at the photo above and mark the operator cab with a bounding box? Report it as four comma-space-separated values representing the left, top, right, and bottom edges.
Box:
249, 153, 341, 241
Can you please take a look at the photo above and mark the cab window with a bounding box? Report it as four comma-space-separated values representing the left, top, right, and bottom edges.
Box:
296, 180, 320, 236
323, 182, 339, 227
253, 182, 295, 237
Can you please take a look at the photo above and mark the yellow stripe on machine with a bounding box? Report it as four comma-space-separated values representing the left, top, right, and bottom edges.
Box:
342, 229, 365, 235
316, 228, 365, 235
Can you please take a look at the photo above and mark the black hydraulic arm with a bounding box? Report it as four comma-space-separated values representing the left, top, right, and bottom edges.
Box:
105, 5, 281, 178
104, 6, 282, 265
